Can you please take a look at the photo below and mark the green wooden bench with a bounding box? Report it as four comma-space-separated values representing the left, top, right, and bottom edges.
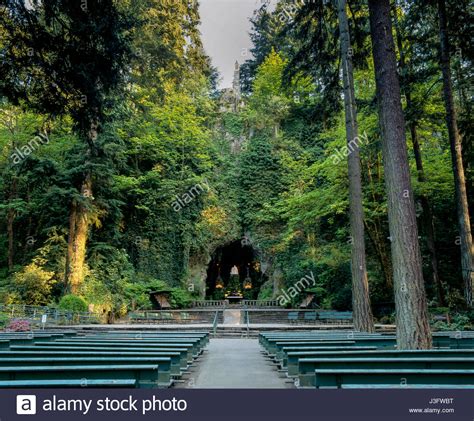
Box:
83, 332, 209, 346
78, 335, 209, 349
260, 334, 392, 352
11, 345, 194, 364
0, 334, 64, 339
317, 311, 353, 323
95, 335, 210, 341
341, 384, 474, 389
0, 331, 76, 337
0, 379, 137, 388
298, 358, 474, 387
261, 334, 356, 349
0, 337, 47, 347
129, 313, 147, 322
275, 344, 379, 362
0, 350, 187, 372
0, 335, 70, 349
0, 340, 9, 350
260, 332, 472, 350
268, 340, 356, 355
56, 335, 206, 344
287, 312, 299, 323
37, 340, 201, 357
287, 349, 474, 376
267, 338, 396, 355
312, 369, 474, 388
0, 356, 176, 375
95, 331, 209, 334
50, 338, 204, 355
283, 347, 378, 373
303, 312, 317, 323
446, 337, 474, 349
0, 364, 168, 388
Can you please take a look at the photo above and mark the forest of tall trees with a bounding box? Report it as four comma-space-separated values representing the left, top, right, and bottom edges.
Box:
0, 0, 472, 348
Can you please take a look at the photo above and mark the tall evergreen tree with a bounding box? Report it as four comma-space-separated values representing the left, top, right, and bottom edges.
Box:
437, 0, 474, 306
337, 0, 373, 332
368, 0, 431, 349
279, 0, 374, 330
0, 0, 135, 293
393, 2, 444, 305
240, 3, 285, 94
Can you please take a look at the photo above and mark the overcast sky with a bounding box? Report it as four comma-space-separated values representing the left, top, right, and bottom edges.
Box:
199, 0, 277, 89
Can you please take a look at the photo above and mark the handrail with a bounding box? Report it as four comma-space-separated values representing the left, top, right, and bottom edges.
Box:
245, 310, 250, 337
212, 310, 219, 334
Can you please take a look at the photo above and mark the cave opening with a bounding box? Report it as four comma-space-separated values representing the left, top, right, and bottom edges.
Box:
205, 239, 265, 302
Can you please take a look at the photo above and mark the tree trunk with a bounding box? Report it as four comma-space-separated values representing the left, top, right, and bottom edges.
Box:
65, 174, 92, 294
438, 0, 474, 306
368, 0, 431, 349
393, 2, 445, 306
7, 177, 17, 271
64, 120, 97, 294
337, 0, 374, 333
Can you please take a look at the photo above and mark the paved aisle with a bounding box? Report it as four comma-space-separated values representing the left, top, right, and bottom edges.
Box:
189, 338, 291, 388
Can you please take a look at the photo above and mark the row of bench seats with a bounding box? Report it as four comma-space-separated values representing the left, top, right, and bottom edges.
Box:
260, 330, 474, 389
130, 312, 180, 322
287, 311, 353, 324
0, 329, 209, 388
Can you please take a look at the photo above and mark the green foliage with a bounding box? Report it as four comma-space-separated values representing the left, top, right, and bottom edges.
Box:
0, 0, 470, 319
212, 289, 225, 301
257, 281, 273, 300
11, 262, 56, 306
169, 288, 194, 309
0, 312, 9, 329
0, 0, 136, 135
80, 247, 135, 313
432, 313, 473, 331
222, 113, 244, 138
58, 295, 88, 312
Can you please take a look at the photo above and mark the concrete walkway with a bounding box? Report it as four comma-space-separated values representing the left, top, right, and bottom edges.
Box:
183, 338, 292, 388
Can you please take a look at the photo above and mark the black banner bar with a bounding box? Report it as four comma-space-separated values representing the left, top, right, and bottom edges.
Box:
3, 389, 473, 421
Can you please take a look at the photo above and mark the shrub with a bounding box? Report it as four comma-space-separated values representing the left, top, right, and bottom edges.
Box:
7, 319, 31, 332
429, 307, 450, 316
467, 310, 474, 324
58, 295, 88, 312
170, 288, 193, 309
432, 312, 473, 331
0, 312, 10, 329
12, 263, 55, 305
